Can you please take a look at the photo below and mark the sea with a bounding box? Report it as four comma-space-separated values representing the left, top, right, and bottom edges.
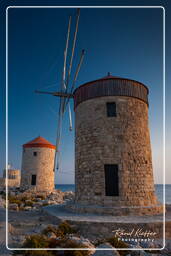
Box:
55, 184, 171, 204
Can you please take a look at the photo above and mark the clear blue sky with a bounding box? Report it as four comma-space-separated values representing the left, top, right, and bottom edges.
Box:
0, 0, 170, 184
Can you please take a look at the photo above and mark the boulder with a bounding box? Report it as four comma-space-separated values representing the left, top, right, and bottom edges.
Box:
33, 202, 43, 207
93, 243, 120, 256
24, 206, 32, 211
69, 235, 95, 255
63, 191, 75, 201
47, 232, 57, 239
9, 203, 19, 211
0, 196, 5, 208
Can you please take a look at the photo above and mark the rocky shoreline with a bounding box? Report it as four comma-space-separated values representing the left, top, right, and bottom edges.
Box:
0, 189, 170, 256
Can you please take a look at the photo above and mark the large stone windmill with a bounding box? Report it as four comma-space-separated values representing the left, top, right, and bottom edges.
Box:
36, 9, 162, 216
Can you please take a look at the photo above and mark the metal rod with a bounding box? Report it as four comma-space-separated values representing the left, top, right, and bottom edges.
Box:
35, 90, 73, 98
63, 49, 85, 112
65, 8, 80, 91
62, 9, 80, 113
53, 15, 72, 173
68, 102, 72, 131
62, 15, 71, 91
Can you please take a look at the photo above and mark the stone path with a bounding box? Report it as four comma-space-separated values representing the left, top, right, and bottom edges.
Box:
0, 198, 12, 256
43, 204, 171, 223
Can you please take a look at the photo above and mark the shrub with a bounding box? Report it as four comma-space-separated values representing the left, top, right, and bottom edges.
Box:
58, 221, 77, 235
19, 206, 25, 211
12, 250, 54, 256
42, 225, 63, 238
0, 191, 6, 198
36, 194, 46, 200
8, 196, 22, 207
24, 201, 34, 207
42, 222, 77, 239
63, 240, 90, 256
106, 236, 129, 256
48, 238, 90, 256
23, 234, 49, 248
23, 250, 53, 256
21, 196, 29, 202
42, 203, 49, 207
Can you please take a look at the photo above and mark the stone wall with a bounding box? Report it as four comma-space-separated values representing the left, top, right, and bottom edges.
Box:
74, 96, 161, 214
3, 169, 20, 180
0, 177, 20, 188
20, 147, 55, 192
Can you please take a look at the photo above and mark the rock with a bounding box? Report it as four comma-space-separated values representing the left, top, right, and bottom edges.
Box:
139, 241, 161, 249
63, 191, 75, 201
9, 203, 19, 211
93, 243, 120, 256
42, 200, 54, 205
9, 191, 16, 196
32, 206, 38, 211
8, 223, 15, 234
166, 240, 171, 251
24, 206, 32, 211
47, 232, 57, 239
33, 202, 43, 207
128, 247, 149, 256
69, 235, 95, 255
25, 199, 33, 203
0, 196, 5, 208
12, 235, 25, 244
35, 198, 43, 202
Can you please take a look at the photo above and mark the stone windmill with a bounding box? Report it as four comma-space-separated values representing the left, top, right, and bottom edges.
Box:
36, 9, 162, 215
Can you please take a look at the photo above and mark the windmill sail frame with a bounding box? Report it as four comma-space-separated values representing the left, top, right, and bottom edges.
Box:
35, 8, 85, 174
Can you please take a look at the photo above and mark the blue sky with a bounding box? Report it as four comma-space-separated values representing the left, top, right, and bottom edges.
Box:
0, 0, 170, 184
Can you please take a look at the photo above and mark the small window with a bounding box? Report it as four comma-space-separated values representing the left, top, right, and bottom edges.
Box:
33, 152, 37, 156
106, 102, 116, 117
31, 175, 36, 185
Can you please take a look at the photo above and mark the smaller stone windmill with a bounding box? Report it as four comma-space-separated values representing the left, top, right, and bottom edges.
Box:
20, 136, 55, 192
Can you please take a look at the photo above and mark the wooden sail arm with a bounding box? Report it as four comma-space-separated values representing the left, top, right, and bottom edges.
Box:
35, 90, 74, 98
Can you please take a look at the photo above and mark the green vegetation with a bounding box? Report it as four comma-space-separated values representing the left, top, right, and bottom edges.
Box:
23, 234, 49, 248
0, 191, 6, 198
58, 221, 77, 235
8, 195, 22, 207
36, 194, 46, 200
8, 194, 38, 209
42, 221, 77, 238
24, 201, 34, 207
12, 222, 90, 256
106, 236, 129, 256
42, 225, 64, 238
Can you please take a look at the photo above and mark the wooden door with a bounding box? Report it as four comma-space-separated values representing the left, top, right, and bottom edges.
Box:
104, 164, 119, 196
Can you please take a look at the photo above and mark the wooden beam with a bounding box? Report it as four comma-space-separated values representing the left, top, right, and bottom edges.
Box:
35, 90, 74, 98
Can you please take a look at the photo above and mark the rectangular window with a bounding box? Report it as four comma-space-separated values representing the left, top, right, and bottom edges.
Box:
104, 164, 119, 196
106, 102, 116, 117
33, 152, 37, 156
31, 175, 36, 185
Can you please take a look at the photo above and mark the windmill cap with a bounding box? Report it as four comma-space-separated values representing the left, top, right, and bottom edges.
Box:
73, 73, 149, 109
23, 136, 56, 149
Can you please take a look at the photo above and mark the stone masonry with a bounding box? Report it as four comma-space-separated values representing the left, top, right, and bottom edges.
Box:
0, 168, 20, 189
20, 136, 55, 192
66, 75, 163, 216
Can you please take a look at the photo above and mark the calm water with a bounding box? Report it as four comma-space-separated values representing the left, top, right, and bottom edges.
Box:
55, 184, 171, 204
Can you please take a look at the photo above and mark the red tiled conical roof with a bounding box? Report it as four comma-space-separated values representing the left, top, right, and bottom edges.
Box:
23, 136, 55, 149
